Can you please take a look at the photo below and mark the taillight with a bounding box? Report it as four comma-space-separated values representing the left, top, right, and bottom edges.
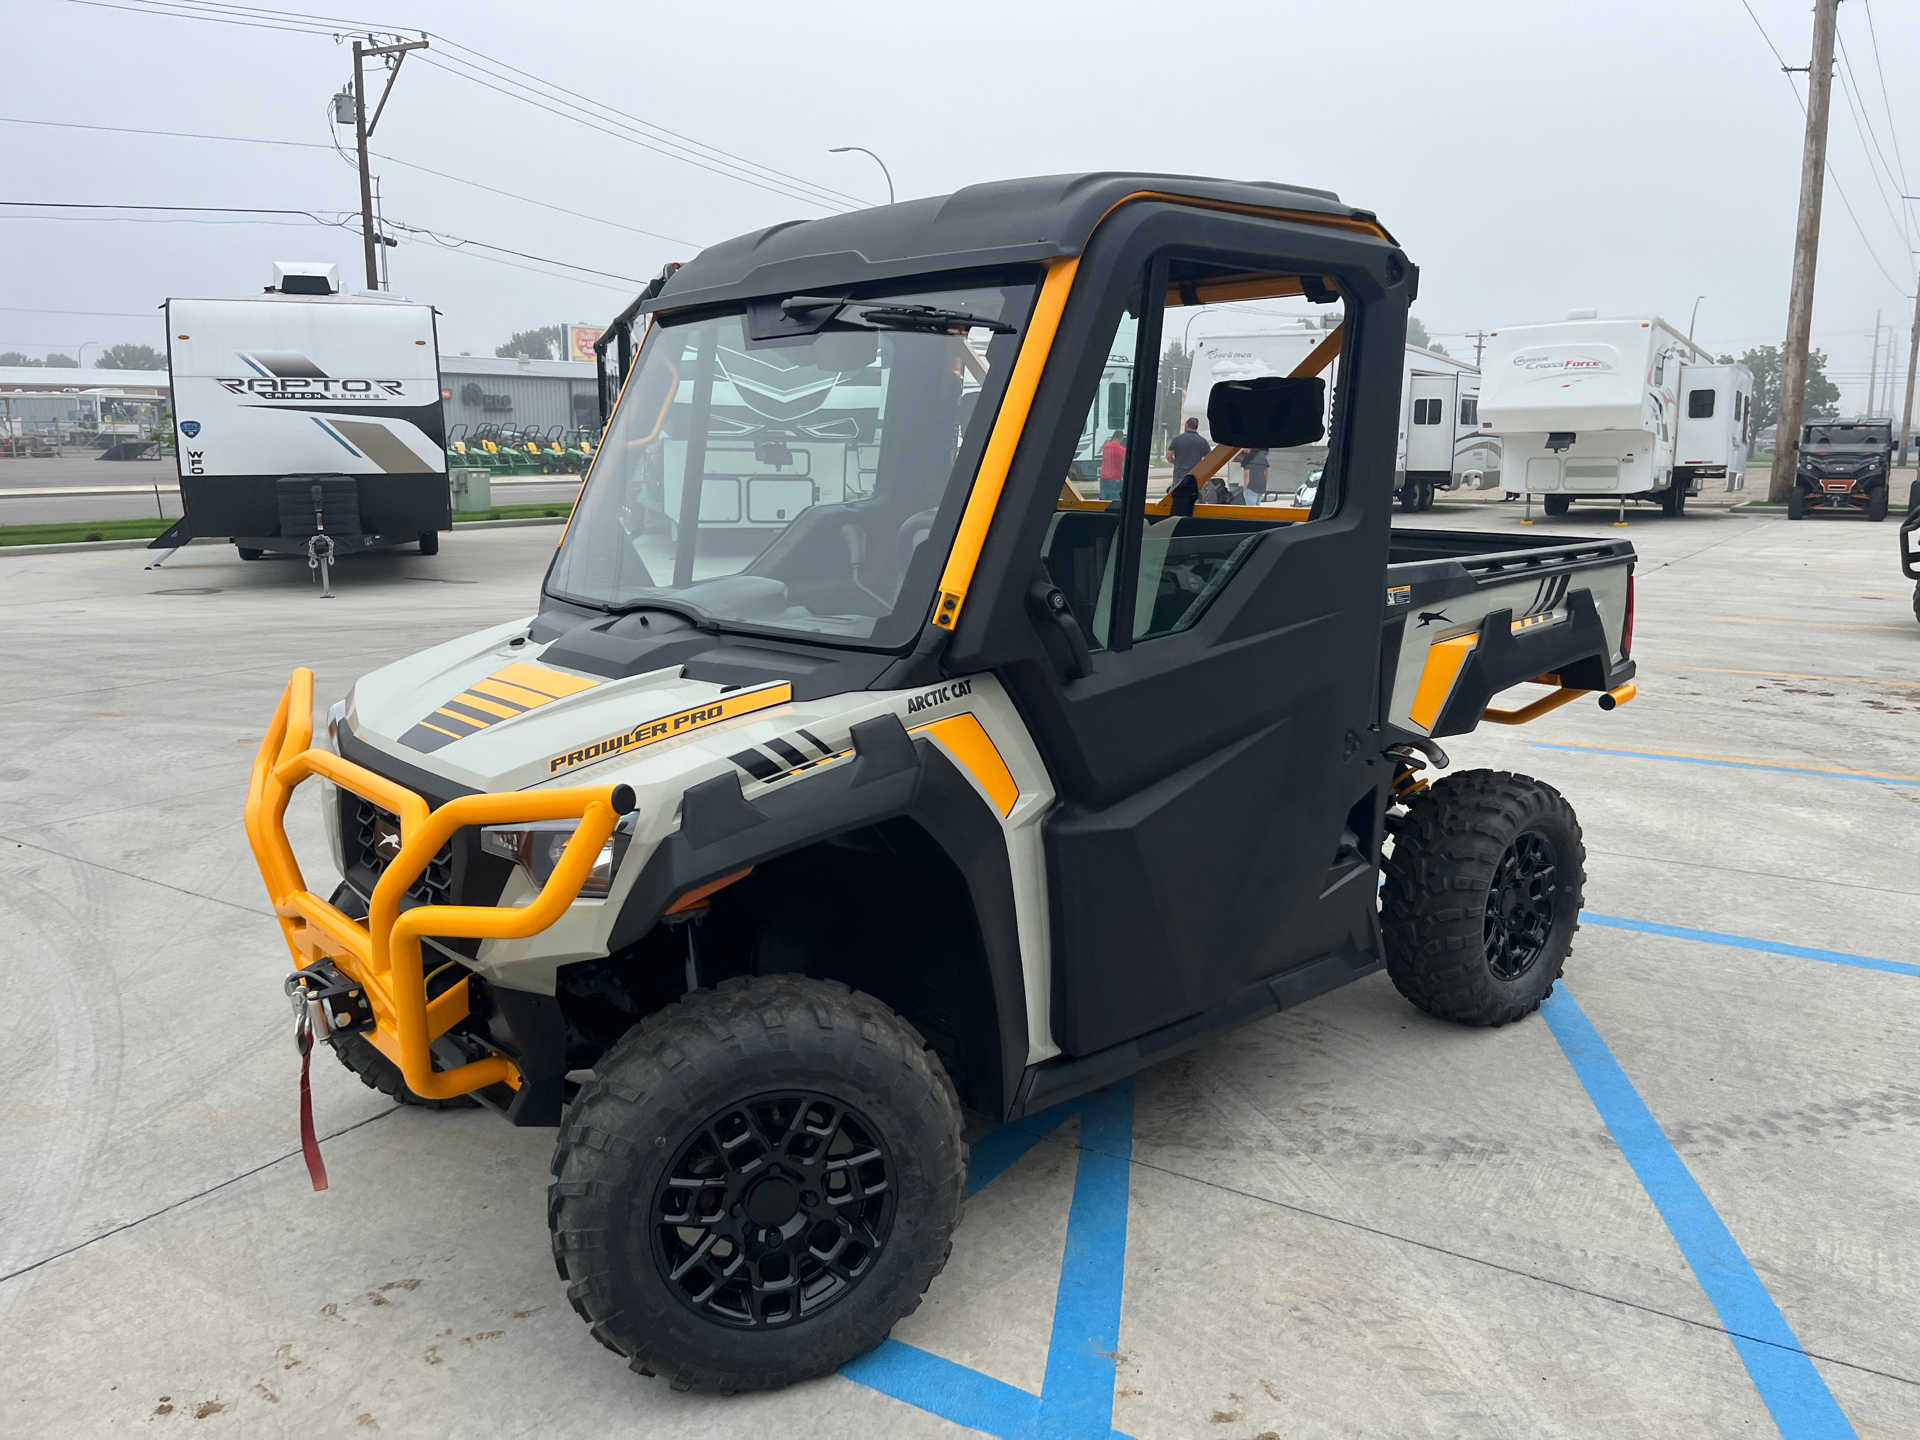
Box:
1622, 573, 1635, 657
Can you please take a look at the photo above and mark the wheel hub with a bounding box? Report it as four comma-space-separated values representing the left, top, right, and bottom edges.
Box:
1485, 831, 1558, 980
651, 1091, 895, 1329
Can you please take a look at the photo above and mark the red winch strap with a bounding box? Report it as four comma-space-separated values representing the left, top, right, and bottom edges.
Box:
298, 1035, 329, 1192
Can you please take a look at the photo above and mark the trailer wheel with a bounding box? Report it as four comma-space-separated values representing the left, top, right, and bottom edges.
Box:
330, 1031, 476, 1109
1867, 486, 1889, 522
237, 547, 264, 561
1418, 476, 1437, 511
418, 531, 440, 555
1399, 480, 1421, 513
1542, 495, 1571, 516
549, 975, 966, 1394
1787, 488, 1805, 520
1381, 769, 1585, 1027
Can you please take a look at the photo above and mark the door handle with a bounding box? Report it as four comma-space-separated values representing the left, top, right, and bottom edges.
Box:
1027, 581, 1093, 681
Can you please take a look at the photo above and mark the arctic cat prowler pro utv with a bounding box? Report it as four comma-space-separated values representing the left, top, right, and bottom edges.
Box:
245, 173, 1639, 1393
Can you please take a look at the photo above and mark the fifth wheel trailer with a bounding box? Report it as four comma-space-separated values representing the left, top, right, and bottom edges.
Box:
149, 262, 450, 565
1180, 322, 1499, 506
1480, 316, 1751, 517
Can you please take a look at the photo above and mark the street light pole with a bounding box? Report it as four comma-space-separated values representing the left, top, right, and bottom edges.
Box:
829, 147, 894, 205
1688, 295, 1705, 342
77, 340, 101, 369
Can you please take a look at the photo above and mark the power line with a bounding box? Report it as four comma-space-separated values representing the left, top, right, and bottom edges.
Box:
1833, 27, 1909, 249
65, 0, 872, 212
1859, 0, 1911, 195
0, 201, 646, 289
0, 114, 700, 247
1732, 0, 1911, 297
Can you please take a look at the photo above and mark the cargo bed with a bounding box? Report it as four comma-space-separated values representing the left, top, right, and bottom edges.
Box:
1380, 528, 1636, 740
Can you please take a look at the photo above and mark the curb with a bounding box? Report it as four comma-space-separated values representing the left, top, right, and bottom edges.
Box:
0, 515, 567, 559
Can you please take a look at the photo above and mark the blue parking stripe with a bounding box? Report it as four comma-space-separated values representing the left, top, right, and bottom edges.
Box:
841, 1339, 1041, 1434
1541, 986, 1856, 1438
1533, 741, 1920, 787
844, 1083, 1139, 1438
1035, 1083, 1134, 1439
1581, 911, 1920, 979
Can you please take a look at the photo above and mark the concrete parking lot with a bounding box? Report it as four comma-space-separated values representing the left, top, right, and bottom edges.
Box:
1, 498, 1915, 1438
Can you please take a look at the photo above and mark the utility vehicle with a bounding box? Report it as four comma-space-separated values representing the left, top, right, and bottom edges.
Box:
246, 172, 1639, 1394
1901, 480, 1919, 621
1790, 416, 1895, 521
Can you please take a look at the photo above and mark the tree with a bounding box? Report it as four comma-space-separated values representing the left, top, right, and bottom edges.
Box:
1721, 345, 1840, 431
0, 352, 43, 367
95, 343, 167, 371
1406, 316, 1447, 355
45, 353, 78, 367
496, 325, 566, 360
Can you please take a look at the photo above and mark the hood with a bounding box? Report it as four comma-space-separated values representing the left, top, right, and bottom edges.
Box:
345, 618, 805, 793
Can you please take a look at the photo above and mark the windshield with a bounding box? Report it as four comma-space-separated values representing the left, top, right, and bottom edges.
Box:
546, 277, 1038, 648
1803, 423, 1891, 447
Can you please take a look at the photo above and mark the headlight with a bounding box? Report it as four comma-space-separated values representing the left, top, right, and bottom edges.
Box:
481, 815, 636, 898
321, 699, 347, 754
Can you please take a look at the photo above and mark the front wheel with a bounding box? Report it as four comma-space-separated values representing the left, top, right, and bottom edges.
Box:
1381, 770, 1586, 1026
1867, 485, 1888, 522
1787, 487, 1805, 520
1399, 479, 1421, 513
550, 975, 966, 1394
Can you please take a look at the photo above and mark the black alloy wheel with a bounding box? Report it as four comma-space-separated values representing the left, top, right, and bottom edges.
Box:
653, 1091, 895, 1329
1484, 832, 1559, 980
550, 974, 965, 1393
1381, 768, 1586, 1026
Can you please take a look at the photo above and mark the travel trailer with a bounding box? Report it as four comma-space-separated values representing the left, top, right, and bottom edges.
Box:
1479, 316, 1751, 516
151, 262, 450, 570
1180, 321, 1498, 506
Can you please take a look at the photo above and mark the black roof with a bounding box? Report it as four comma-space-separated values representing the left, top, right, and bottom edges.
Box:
645, 172, 1383, 316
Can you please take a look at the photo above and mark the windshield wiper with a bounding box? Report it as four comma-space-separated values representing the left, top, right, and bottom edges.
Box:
603, 597, 717, 630
847, 303, 1014, 335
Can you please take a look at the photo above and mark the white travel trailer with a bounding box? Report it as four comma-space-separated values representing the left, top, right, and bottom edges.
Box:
1479, 316, 1751, 517
157, 262, 450, 565
1180, 321, 1498, 506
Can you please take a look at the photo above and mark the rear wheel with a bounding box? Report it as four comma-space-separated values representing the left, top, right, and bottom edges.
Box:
418, 530, 440, 554
1381, 770, 1585, 1026
549, 975, 966, 1393
237, 546, 263, 561
1542, 495, 1571, 516
1658, 481, 1682, 516
1418, 475, 1437, 511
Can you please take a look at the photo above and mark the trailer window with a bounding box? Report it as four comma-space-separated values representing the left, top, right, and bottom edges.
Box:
1688, 389, 1715, 419
546, 276, 1038, 648
1734, 391, 1743, 421
1459, 396, 1477, 426
1413, 398, 1442, 425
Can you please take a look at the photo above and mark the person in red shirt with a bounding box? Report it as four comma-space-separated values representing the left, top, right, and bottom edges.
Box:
1099, 432, 1126, 501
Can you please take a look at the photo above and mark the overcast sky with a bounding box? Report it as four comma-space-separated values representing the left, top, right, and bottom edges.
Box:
7, 0, 1919, 411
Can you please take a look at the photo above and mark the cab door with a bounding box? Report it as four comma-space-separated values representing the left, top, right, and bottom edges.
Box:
947, 214, 1411, 1059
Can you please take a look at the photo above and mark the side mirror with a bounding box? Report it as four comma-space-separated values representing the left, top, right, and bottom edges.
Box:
1207, 376, 1325, 449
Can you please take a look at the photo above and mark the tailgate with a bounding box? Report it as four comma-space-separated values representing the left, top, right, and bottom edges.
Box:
1381, 529, 1635, 739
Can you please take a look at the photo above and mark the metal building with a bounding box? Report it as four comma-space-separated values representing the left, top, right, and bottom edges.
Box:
439, 355, 599, 439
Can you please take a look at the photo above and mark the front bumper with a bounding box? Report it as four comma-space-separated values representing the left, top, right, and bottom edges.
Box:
244, 668, 630, 1101
1798, 471, 1885, 508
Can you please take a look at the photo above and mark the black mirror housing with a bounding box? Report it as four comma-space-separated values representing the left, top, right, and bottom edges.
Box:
1207, 376, 1326, 449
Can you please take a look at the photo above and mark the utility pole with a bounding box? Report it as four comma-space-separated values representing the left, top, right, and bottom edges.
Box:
1771, 0, 1838, 503
350, 36, 427, 291
1867, 311, 1881, 417
1467, 330, 1487, 367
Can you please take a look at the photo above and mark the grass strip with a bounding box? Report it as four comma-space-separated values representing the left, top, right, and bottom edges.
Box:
0, 503, 573, 547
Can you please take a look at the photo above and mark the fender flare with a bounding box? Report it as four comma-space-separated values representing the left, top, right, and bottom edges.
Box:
607, 713, 1031, 1116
